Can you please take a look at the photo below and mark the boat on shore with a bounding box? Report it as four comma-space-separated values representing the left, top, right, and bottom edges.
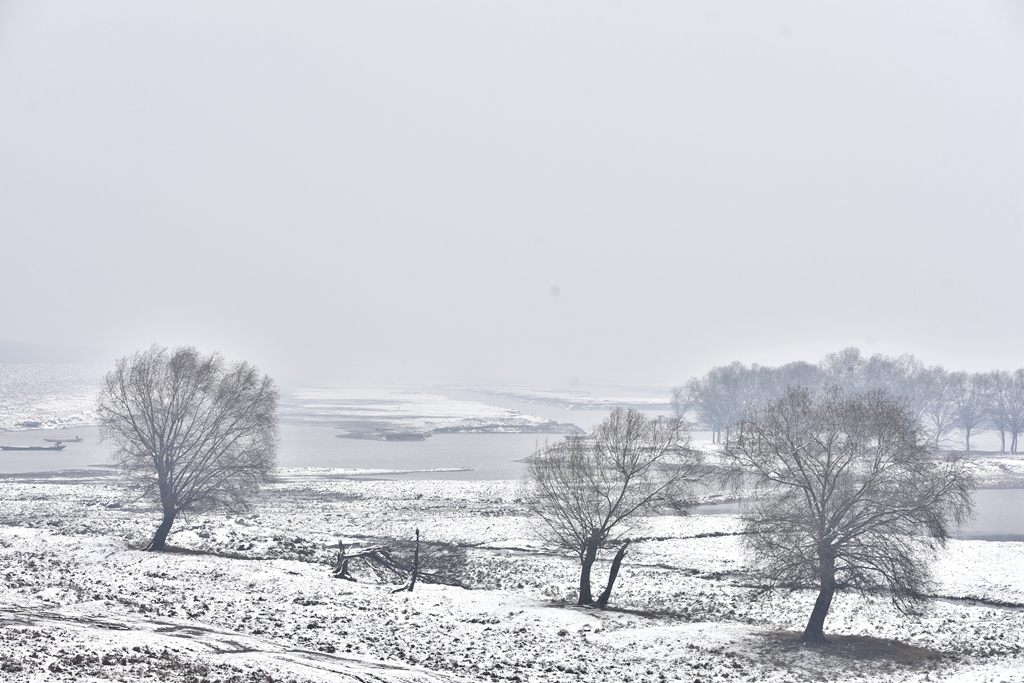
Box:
44, 437, 82, 443
0, 444, 67, 451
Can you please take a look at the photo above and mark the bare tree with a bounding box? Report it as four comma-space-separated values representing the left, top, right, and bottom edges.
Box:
725, 387, 973, 644
772, 361, 822, 394
687, 363, 754, 444
917, 367, 957, 449
525, 408, 703, 607
988, 370, 1024, 454
949, 372, 988, 452
97, 345, 278, 551
986, 370, 1009, 453
670, 384, 696, 424
679, 349, 1024, 455
818, 347, 867, 391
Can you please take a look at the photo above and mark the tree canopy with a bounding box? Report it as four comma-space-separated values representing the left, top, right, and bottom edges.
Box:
526, 407, 703, 606
724, 387, 973, 643
97, 345, 279, 551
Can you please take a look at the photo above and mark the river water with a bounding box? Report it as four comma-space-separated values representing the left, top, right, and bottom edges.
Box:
691, 491, 1024, 542
2, 424, 1021, 540
0, 424, 545, 480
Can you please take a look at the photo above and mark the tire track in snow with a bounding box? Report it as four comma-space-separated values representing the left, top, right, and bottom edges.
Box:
0, 605, 470, 682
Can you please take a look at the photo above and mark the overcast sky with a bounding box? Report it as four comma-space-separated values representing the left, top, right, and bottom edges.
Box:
1, 1, 1022, 388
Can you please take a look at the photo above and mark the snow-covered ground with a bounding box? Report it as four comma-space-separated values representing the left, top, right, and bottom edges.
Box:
962, 453, 1024, 489
1, 469, 1023, 682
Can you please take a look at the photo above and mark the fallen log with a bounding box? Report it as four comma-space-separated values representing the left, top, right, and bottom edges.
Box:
332, 540, 405, 582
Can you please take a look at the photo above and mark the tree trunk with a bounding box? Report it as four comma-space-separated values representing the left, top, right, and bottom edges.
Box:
596, 541, 630, 608
333, 540, 356, 580
147, 508, 176, 552
408, 528, 420, 591
1001, 429, 1006, 454
578, 530, 600, 605
965, 428, 971, 453
800, 556, 836, 644
391, 529, 422, 593
1013, 431, 1019, 455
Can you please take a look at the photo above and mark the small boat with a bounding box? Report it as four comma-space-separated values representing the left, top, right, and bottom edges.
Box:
0, 444, 67, 451
44, 437, 82, 443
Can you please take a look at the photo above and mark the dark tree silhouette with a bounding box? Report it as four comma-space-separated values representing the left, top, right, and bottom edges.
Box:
98, 345, 278, 551
526, 408, 703, 607
725, 387, 973, 644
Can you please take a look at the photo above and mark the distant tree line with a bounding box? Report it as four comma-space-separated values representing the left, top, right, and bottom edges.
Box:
674, 347, 1024, 453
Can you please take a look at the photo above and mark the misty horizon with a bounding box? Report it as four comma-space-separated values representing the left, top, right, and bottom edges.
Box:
2, 2, 1022, 389
3, 4, 1024, 678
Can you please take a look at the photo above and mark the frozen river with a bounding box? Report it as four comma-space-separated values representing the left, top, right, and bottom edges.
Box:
692, 491, 1024, 542
0, 424, 544, 480
2, 424, 1022, 539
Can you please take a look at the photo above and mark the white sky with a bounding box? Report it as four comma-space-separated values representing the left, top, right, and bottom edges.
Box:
1, 1, 1022, 387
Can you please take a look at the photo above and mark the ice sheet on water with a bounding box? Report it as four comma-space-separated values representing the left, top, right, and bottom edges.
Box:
0, 363, 104, 431
279, 387, 569, 435
461, 385, 673, 410
0, 368, 574, 437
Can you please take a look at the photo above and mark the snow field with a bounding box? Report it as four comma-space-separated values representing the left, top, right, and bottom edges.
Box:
0, 471, 1023, 682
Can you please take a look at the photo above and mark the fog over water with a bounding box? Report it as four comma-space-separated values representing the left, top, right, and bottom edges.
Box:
1, 2, 1022, 389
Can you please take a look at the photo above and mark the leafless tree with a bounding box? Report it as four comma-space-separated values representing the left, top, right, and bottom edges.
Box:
686, 363, 754, 444
97, 345, 278, 551
670, 384, 696, 424
680, 349, 1024, 455
987, 370, 1024, 454
949, 372, 988, 452
724, 387, 973, 644
917, 367, 957, 449
770, 361, 822, 395
986, 370, 1010, 453
525, 408, 703, 607
1005, 370, 1024, 455
818, 347, 867, 390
